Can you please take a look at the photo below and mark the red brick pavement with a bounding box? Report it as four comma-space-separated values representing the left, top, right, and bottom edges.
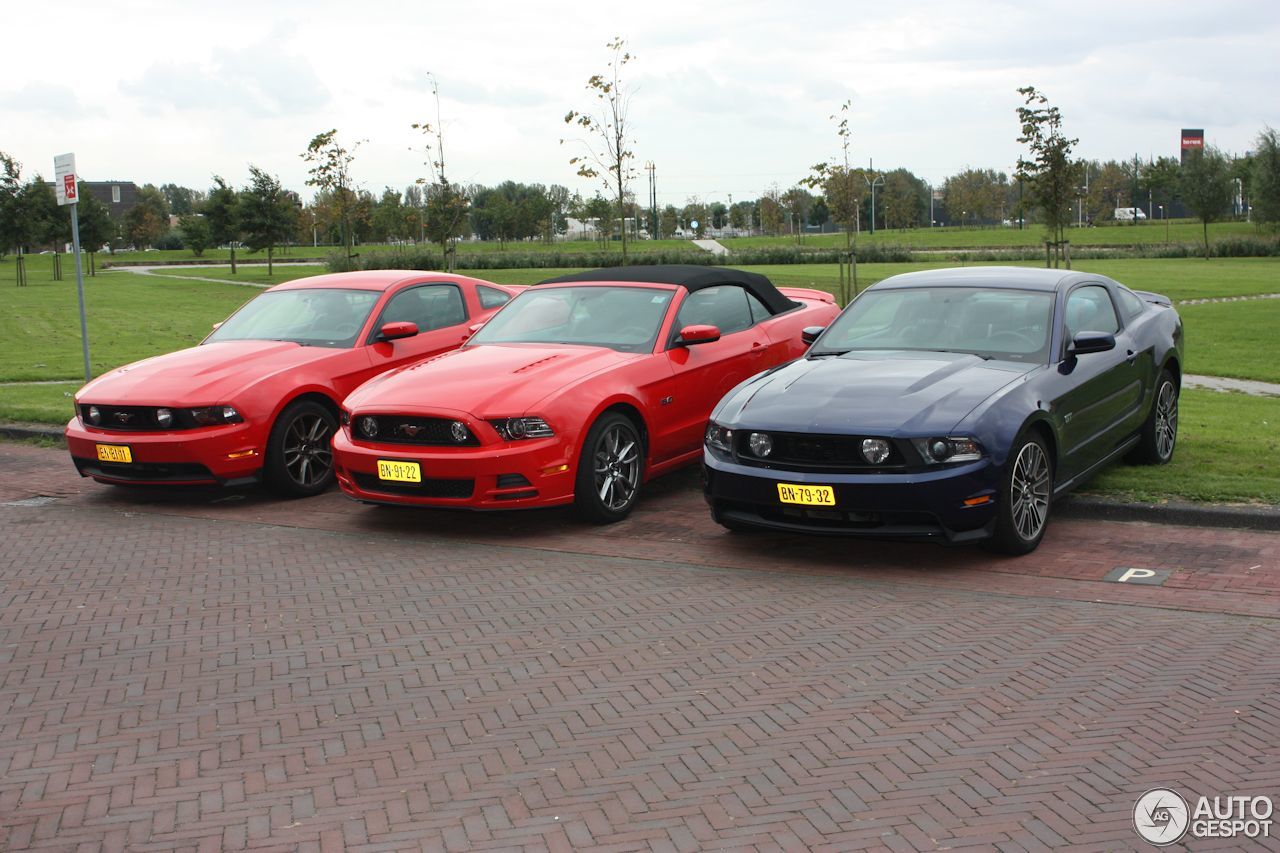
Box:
1, 441, 1278, 850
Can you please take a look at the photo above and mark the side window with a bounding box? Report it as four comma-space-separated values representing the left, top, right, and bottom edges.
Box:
478, 285, 511, 309
1117, 288, 1145, 321
747, 292, 772, 324
674, 286, 753, 336
376, 284, 468, 336
1064, 285, 1120, 339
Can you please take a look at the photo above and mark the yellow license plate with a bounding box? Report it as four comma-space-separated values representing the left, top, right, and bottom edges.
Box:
377, 460, 421, 483
95, 444, 132, 464
777, 483, 835, 506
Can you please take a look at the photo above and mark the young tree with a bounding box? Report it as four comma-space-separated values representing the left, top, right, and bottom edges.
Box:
125, 184, 170, 248
802, 100, 866, 251
204, 176, 241, 273
412, 75, 471, 270
178, 214, 212, 256
239, 166, 298, 276
302, 129, 361, 263
1251, 126, 1280, 229
563, 37, 637, 259
75, 190, 115, 273
0, 152, 20, 260
1179, 146, 1232, 259
1015, 86, 1081, 267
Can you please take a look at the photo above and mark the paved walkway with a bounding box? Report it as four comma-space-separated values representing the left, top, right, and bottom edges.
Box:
1, 443, 1278, 850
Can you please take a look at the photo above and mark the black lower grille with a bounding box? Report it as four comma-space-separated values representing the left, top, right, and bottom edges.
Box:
74, 457, 217, 483
353, 472, 474, 498
496, 473, 532, 489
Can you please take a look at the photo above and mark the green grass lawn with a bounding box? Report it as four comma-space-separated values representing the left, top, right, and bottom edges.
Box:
1082, 388, 1278, 504
1179, 298, 1280, 383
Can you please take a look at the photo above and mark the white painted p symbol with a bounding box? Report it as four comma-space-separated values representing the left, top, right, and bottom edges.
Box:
1117, 568, 1157, 583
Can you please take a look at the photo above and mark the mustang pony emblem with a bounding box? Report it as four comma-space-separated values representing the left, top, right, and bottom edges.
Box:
397, 424, 421, 437
114, 412, 133, 424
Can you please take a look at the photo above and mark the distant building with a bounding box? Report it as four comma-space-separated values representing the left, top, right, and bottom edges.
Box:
65, 180, 141, 221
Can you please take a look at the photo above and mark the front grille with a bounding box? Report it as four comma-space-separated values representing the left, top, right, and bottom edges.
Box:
353, 472, 475, 498
734, 432, 912, 472
354, 416, 480, 446
496, 473, 532, 489
80, 404, 186, 432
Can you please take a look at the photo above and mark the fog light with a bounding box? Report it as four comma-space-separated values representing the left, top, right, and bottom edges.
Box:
155, 408, 173, 428
748, 432, 773, 457
87, 405, 101, 425
358, 416, 379, 438
450, 420, 470, 443
861, 438, 891, 464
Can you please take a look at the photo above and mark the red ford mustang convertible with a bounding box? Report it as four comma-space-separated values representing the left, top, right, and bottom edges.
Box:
66, 271, 518, 496
332, 265, 841, 521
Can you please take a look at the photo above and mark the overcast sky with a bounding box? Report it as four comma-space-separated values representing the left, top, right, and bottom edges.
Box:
4, 0, 1276, 207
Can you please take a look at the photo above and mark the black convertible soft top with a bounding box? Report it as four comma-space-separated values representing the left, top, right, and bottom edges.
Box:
537, 265, 796, 315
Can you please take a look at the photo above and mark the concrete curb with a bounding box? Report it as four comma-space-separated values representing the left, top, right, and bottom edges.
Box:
3, 423, 1276, 532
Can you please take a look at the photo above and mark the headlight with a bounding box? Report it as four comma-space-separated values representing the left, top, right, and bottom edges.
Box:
449, 420, 472, 443
189, 405, 242, 426
912, 436, 983, 464
747, 432, 773, 457
86, 405, 101, 425
861, 438, 891, 464
340, 410, 351, 426
358, 416, 379, 438
155, 408, 173, 428
704, 422, 733, 453
490, 417, 554, 440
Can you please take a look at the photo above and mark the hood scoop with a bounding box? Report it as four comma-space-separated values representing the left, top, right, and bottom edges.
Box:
513, 354, 566, 373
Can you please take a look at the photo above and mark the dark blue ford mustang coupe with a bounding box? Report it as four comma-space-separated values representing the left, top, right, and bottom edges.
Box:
702, 267, 1183, 555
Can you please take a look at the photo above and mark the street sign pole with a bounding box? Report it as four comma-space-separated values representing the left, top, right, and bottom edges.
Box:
55, 153, 91, 382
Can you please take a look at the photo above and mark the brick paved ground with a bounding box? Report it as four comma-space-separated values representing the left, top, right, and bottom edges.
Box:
1, 442, 1278, 850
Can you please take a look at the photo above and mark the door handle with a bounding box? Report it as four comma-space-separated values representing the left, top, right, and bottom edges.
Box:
1125, 349, 1137, 364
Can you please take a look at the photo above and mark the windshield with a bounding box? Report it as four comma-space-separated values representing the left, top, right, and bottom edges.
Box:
468, 285, 674, 353
205, 288, 380, 348
812, 286, 1054, 362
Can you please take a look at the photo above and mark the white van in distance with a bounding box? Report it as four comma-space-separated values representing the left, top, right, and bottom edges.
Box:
1114, 207, 1148, 221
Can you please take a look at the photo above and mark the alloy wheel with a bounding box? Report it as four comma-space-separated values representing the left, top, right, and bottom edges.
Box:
593, 423, 640, 511
1010, 441, 1051, 542
1154, 380, 1178, 461
282, 413, 333, 488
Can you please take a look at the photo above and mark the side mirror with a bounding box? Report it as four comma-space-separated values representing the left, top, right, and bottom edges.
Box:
1067, 331, 1116, 356
376, 321, 419, 342
676, 324, 721, 346
801, 325, 826, 346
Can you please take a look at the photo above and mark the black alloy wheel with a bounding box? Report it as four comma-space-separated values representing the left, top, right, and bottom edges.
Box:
265, 400, 337, 498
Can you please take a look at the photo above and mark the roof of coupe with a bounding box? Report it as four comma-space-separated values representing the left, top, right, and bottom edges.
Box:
268, 269, 492, 293
871, 266, 1106, 293
538, 264, 797, 314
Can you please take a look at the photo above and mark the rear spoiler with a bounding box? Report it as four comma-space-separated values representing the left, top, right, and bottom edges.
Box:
778, 287, 837, 304
1133, 289, 1172, 307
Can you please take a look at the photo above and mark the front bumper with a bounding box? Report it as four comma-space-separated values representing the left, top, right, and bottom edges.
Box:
703, 449, 1000, 543
65, 417, 263, 486
332, 428, 577, 509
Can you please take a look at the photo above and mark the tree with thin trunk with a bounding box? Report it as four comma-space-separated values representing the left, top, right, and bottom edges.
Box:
303, 129, 361, 265
1251, 127, 1280, 230
1179, 146, 1232, 259
413, 74, 470, 271
204, 176, 241, 273
802, 100, 864, 303
239, 166, 298, 276
563, 37, 636, 261
1015, 86, 1081, 268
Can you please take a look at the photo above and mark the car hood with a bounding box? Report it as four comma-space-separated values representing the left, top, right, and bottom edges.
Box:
717, 350, 1035, 435
344, 343, 638, 416
76, 340, 349, 405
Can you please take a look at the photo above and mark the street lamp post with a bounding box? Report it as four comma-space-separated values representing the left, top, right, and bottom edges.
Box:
865, 161, 885, 235
645, 161, 657, 240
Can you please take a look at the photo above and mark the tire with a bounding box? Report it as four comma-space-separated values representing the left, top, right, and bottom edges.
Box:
986, 431, 1053, 556
1127, 369, 1179, 465
574, 413, 644, 524
264, 400, 337, 498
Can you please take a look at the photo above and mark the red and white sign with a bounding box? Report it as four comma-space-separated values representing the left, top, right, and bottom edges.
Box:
54, 152, 78, 206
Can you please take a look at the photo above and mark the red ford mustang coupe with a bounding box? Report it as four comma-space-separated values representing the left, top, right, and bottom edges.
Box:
66, 271, 518, 496
332, 265, 840, 521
